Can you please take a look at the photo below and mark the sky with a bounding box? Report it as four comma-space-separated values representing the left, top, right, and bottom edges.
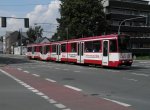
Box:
0, 0, 61, 38
0, 0, 150, 38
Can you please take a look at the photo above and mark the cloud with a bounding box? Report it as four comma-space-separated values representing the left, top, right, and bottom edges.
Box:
0, 0, 61, 38
26, 0, 61, 37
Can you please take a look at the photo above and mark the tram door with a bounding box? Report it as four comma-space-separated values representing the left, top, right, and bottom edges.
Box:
77, 42, 84, 63
56, 44, 61, 61
102, 40, 109, 66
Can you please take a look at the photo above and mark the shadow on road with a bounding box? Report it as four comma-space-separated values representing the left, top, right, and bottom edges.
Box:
0, 55, 31, 66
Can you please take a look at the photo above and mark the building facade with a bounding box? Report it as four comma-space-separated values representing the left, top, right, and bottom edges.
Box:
103, 0, 150, 55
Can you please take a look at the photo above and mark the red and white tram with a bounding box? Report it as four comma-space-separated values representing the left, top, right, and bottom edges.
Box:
27, 34, 133, 67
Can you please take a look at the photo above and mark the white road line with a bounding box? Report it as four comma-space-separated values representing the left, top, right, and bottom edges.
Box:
54, 104, 66, 109
64, 85, 82, 92
27, 87, 35, 90
74, 71, 80, 73
24, 71, 30, 73
45, 78, 56, 83
123, 78, 138, 82
55, 68, 60, 70
107, 70, 120, 73
62, 109, 71, 110
63, 69, 69, 71
139, 62, 148, 64
41, 95, 49, 100
103, 98, 131, 107
32, 74, 40, 77
24, 85, 31, 88
36, 92, 44, 96
0, 69, 71, 110
130, 73, 149, 77
31, 89, 39, 93
17, 68, 22, 70
48, 99, 57, 104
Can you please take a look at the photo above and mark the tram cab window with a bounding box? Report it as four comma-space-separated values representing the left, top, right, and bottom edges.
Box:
27, 47, 32, 52
71, 43, 77, 52
52, 45, 56, 52
109, 40, 117, 52
61, 44, 66, 52
84, 40, 101, 52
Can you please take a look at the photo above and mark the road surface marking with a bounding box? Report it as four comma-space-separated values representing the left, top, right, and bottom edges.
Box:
24, 71, 29, 73
54, 104, 66, 109
63, 69, 69, 71
27, 87, 35, 90
48, 99, 57, 104
45, 78, 56, 83
62, 108, 71, 110
36, 92, 44, 96
0, 69, 70, 109
17, 68, 22, 70
139, 62, 148, 64
32, 74, 40, 77
107, 70, 120, 73
24, 85, 31, 88
41, 95, 49, 100
130, 73, 149, 77
103, 98, 131, 107
74, 71, 80, 73
64, 85, 82, 91
123, 78, 138, 82
31, 89, 39, 93
55, 68, 60, 70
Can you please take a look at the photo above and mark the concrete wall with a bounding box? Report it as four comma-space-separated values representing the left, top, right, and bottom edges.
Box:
14, 46, 27, 55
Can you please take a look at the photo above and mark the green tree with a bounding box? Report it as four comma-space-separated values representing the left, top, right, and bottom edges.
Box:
26, 26, 43, 43
54, 0, 107, 40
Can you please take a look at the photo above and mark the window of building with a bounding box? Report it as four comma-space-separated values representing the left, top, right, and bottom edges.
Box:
71, 43, 77, 52
61, 44, 66, 52
52, 45, 56, 52
110, 40, 117, 52
112, 20, 119, 26
84, 40, 101, 52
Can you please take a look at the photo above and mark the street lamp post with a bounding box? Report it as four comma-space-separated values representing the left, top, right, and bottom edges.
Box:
118, 16, 147, 35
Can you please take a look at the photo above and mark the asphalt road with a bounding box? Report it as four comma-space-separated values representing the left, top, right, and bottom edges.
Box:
0, 54, 150, 110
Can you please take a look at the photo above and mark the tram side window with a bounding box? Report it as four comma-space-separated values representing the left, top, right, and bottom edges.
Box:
109, 40, 117, 52
52, 45, 56, 52
71, 43, 77, 52
93, 41, 101, 52
61, 44, 66, 52
84, 41, 101, 52
85, 41, 93, 52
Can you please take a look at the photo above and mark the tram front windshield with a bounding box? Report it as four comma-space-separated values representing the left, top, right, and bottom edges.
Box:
118, 35, 131, 52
